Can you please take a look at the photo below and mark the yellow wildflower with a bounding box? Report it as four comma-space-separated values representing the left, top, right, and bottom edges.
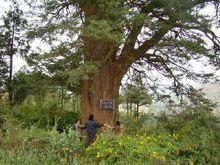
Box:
189, 160, 194, 165
109, 148, 113, 154
96, 152, 101, 158
161, 156, 166, 160
173, 133, 178, 139
151, 152, 158, 158
85, 147, 91, 152
62, 147, 69, 151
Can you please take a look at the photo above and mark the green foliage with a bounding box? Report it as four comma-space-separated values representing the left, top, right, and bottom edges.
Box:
49, 127, 84, 158
67, 61, 99, 88
57, 111, 79, 132
15, 95, 59, 128
120, 115, 143, 135
85, 132, 178, 164
12, 70, 53, 104
0, 57, 7, 88
0, 0, 29, 91
0, 121, 84, 165
155, 103, 219, 164
10, 89, 81, 129
122, 83, 152, 106
0, 100, 219, 164
84, 108, 218, 164
0, 103, 17, 130
84, 19, 123, 43
1, 90, 81, 130
121, 73, 152, 118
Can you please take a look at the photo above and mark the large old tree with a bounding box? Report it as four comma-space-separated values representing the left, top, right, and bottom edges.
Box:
26, 0, 220, 123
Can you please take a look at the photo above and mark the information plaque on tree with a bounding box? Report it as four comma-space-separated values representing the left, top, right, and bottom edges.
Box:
100, 99, 114, 110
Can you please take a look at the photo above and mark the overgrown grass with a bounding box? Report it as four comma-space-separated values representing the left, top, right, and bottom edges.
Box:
0, 120, 84, 164
0, 101, 219, 164
84, 103, 220, 164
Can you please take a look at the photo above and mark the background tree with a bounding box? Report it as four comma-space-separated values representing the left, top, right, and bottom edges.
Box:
26, 45, 83, 110
12, 69, 80, 113
25, 0, 220, 123
0, 59, 8, 90
0, 35, 8, 89
121, 73, 152, 118
12, 69, 52, 104
0, 0, 29, 106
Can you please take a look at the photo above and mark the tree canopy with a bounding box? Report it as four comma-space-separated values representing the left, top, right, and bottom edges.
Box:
6, 0, 220, 122
26, 0, 219, 94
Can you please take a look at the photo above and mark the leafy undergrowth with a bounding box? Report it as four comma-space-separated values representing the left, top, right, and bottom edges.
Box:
84, 131, 218, 165
0, 123, 218, 165
0, 121, 84, 165
0, 105, 219, 164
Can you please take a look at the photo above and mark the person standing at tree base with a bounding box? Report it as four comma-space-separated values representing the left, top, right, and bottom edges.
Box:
75, 119, 85, 140
113, 120, 121, 135
85, 114, 103, 147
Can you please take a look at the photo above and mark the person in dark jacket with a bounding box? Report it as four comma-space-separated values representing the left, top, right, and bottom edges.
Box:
85, 114, 102, 147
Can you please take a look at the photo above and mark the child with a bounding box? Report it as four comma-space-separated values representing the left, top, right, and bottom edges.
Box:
75, 119, 84, 139
113, 120, 121, 135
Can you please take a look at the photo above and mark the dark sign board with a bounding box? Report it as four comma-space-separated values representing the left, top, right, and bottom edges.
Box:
100, 99, 114, 110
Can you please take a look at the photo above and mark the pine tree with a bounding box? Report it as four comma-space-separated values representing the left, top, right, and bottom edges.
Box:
121, 73, 152, 118
26, 0, 220, 123
0, 0, 29, 106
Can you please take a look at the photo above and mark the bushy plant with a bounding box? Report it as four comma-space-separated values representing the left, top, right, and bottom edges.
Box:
13, 95, 59, 128
120, 115, 143, 135
0, 120, 84, 165
50, 127, 84, 156
85, 129, 217, 164
120, 113, 159, 135
0, 102, 15, 130
57, 111, 79, 132
84, 132, 180, 164
155, 102, 219, 164
0, 147, 59, 165
13, 95, 81, 130
84, 101, 219, 164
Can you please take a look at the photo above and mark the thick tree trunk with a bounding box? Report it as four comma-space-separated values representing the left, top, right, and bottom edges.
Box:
81, 63, 124, 124
80, 3, 129, 124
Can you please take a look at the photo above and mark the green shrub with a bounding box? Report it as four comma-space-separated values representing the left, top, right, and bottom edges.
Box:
0, 147, 59, 165
13, 95, 80, 130
14, 95, 59, 128
57, 111, 79, 132
84, 102, 218, 164
0, 103, 14, 130
155, 103, 218, 164
84, 129, 217, 164
84, 132, 178, 164
0, 121, 84, 165
120, 115, 142, 135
